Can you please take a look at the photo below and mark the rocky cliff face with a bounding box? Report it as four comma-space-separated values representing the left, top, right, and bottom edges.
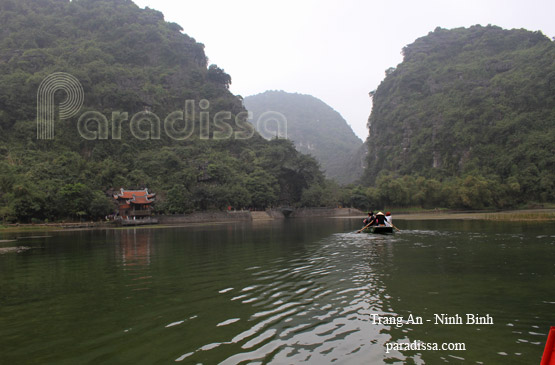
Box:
362, 25, 554, 203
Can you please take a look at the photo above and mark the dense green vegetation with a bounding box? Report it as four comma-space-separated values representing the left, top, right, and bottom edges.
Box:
1, 3, 551, 221
361, 25, 555, 209
244, 91, 364, 185
0, 0, 331, 222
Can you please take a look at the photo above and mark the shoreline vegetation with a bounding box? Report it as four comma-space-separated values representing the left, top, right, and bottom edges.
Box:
1, 208, 553, 235
393, 209, 555, 221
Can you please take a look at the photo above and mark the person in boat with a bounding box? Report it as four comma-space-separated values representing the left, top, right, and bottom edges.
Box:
375, 212, 388, 226
363, 212, 375, 227
385, 212, 392, 227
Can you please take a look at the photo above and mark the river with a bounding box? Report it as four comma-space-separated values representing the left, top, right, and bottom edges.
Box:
1, 218, 554, 364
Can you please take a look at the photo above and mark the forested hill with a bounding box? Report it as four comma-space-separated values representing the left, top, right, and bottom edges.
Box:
363, 25, 554, 207
0, 0, 329, 222
244, 91, 364, 185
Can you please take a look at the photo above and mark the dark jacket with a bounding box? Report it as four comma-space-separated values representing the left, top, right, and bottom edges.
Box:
375, 215, 388, 225
363, 215, 375, 226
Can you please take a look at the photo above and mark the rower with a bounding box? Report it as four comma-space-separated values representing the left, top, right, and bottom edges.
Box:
385, 212, 392, 227
363, 211, 375, 226
375, 212, 388, 226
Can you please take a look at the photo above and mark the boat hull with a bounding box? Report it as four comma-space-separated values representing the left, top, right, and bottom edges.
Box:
363, 226, 394, 234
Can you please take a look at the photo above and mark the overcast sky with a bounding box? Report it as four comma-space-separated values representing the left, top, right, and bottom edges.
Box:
134, 0, 554, 140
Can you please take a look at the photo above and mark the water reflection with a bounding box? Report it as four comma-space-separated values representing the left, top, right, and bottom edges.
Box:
115, 230, 154, 294
174, 228, 410, 364
117, 229, 153, 267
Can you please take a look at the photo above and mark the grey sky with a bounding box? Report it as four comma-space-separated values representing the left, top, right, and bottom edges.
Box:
134, 0, 554, 140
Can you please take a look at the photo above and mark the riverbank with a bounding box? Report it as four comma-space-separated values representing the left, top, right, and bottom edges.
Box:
2, 208, 553, 234
155, 207, 364, 223
0, 222, 112, 233
0, 208, 365, 234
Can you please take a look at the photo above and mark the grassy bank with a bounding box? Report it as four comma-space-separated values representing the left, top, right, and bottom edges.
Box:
0, 225, 61, 233
393, 209, 555, 221
483, 211, 555, 222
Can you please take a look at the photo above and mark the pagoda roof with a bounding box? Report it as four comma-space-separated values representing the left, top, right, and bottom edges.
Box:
128, 195, 154, 205
114, 188, 156, 200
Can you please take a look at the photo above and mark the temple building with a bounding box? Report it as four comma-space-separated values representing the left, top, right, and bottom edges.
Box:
113, 188, 156, 220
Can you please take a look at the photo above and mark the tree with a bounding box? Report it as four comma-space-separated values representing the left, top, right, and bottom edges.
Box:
245, 169, 278, 209
58, 183, 93, 220
300, 185, 324, 207
207, 64, 231, 88
10, 183, 45, 222
160, 185, 193, 214
89, 191, 115, 218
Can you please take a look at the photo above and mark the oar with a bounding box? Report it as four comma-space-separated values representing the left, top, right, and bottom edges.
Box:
357, 221, 373, 233
389, 223, 401, 232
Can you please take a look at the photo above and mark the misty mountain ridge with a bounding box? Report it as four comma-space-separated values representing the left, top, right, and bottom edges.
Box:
244, 90, 365, 185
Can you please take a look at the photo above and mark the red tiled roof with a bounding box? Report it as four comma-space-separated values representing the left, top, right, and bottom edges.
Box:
129, 195, 153, 205
114, 189, 146, 199
114, 188, 155, 200
114, 188, 155, 205
119, 192, 141, 199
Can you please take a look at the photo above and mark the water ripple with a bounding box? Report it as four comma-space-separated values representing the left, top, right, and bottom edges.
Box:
179, 232, 405, 363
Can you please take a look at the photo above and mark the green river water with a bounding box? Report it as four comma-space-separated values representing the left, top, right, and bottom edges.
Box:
0, 218, 554, 364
